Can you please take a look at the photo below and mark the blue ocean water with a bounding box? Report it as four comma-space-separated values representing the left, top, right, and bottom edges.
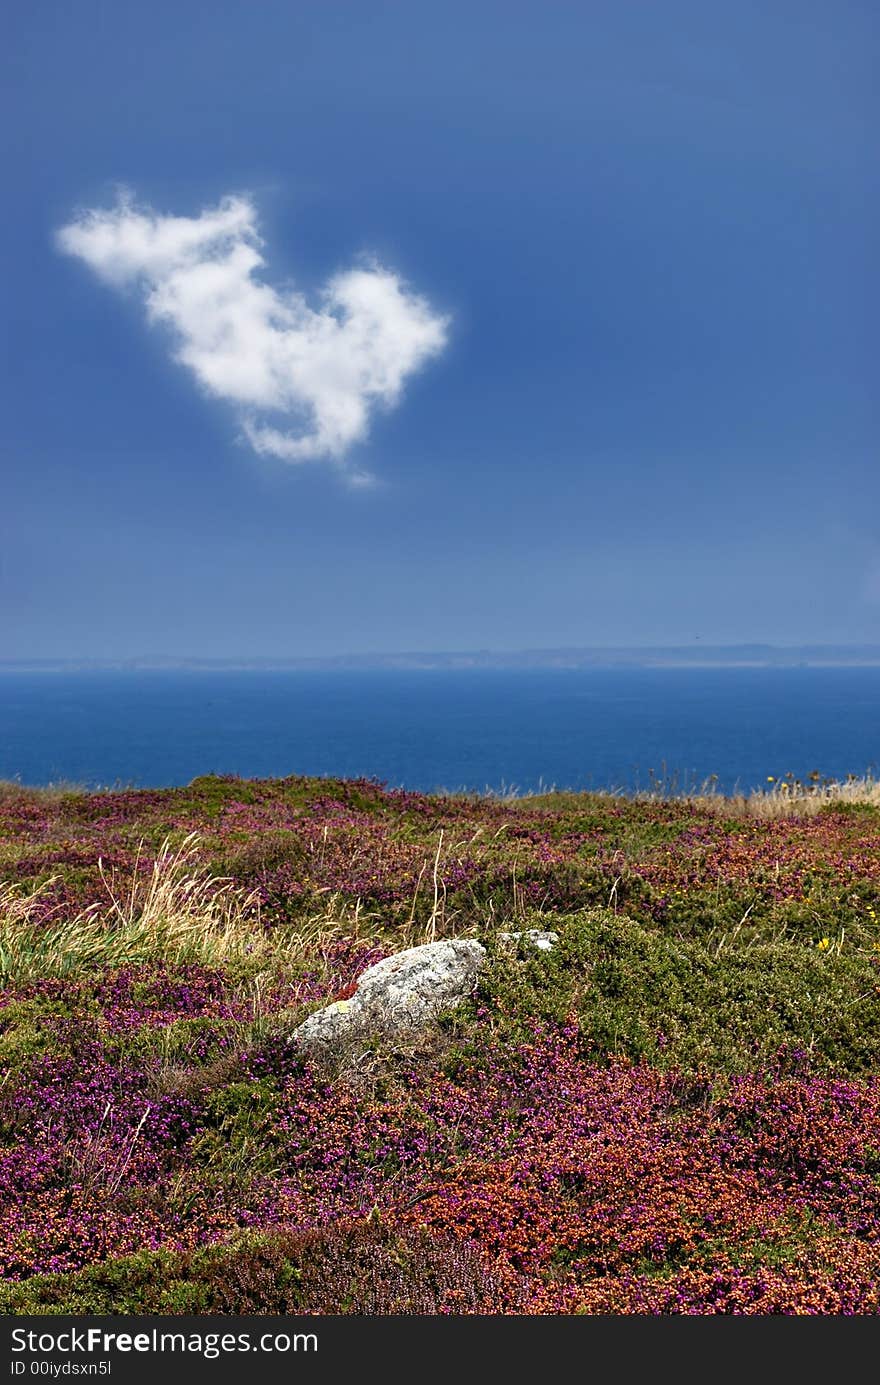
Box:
0, 668, 877, 796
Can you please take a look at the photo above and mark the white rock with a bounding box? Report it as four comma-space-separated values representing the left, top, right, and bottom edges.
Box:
292, 938, 487, 1052
498, 929, 559, 952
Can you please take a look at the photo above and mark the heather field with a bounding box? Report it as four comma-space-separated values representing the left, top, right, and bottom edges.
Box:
2, 773, 880, 1314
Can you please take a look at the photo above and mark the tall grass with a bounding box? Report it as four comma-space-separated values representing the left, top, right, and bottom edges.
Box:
520, 773, 880, 820
687, 773, 880, 819
0, 834, 271, 982
0, 778, 91, 802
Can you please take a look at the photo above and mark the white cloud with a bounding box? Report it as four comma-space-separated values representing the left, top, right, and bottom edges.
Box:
55, 192, 450, 474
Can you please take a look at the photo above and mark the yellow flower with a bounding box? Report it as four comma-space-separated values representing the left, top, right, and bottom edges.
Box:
817, 938, 830, 951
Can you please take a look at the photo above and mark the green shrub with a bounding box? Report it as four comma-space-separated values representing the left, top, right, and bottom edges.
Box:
0, 1221, 523, 1315
477, 908, 880, 1073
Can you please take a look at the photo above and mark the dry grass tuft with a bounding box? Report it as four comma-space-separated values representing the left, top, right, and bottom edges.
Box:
0, 834, 274, 982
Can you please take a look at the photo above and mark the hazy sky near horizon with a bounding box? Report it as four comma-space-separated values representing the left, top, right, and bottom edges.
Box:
3, 1, 877, 658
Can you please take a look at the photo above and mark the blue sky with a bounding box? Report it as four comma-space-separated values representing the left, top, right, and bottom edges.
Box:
2, 1, 877, 658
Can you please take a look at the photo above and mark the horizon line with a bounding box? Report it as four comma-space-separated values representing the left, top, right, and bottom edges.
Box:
4, 641, 880, 672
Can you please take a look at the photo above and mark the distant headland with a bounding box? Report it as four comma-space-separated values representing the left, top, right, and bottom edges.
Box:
3, 644, 880, 672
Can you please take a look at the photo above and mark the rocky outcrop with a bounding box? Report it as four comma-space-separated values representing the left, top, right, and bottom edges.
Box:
290, 929, 559, 1056
292, 938, 487, 1054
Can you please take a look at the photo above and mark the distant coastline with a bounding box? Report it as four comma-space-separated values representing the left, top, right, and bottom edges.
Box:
3, 644, 880, 673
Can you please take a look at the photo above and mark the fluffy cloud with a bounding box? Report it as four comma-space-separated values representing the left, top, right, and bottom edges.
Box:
56, 193, 450, 472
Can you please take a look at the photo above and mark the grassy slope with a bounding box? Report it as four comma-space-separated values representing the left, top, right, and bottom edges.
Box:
1, 774, 879, 1314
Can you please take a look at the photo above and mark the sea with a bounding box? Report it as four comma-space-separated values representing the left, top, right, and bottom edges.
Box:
0, 667, 877, 798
